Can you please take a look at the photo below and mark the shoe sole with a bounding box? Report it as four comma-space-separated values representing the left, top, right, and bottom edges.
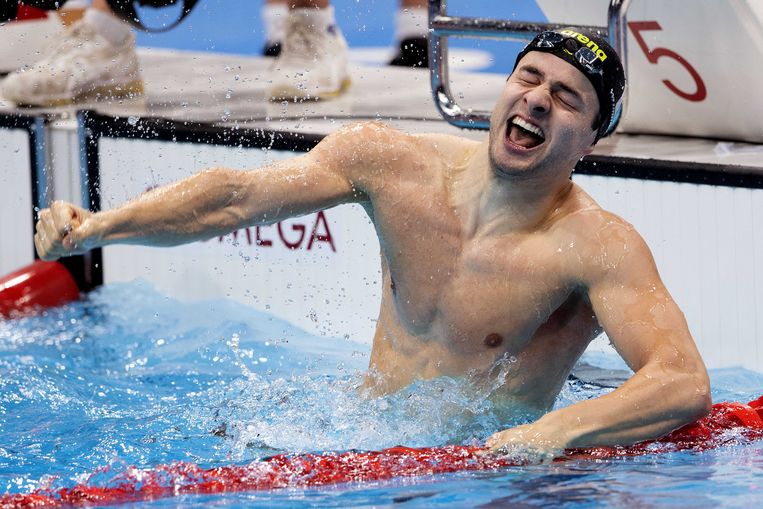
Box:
11, 79, 145, 108
268, 77, 352, 102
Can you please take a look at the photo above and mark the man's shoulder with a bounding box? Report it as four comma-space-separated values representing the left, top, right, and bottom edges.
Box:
551, 193, 653, 279
319, 122, 477, 171
413, 132, 481, 159
327, 121, 463, 144
552, 185, 635, 235
321, 122, 473, 158
558, 203, 634, 236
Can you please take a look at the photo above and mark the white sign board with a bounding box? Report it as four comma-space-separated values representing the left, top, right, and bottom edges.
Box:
537, 0, 763, 142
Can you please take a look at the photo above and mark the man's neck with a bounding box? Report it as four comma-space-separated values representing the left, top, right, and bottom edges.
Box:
456, 142, 575, 238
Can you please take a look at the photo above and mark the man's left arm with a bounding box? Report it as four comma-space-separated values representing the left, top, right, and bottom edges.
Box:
487, 222, 711, 459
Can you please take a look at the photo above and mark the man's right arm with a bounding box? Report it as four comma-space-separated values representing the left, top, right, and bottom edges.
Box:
34, 129, 369, 261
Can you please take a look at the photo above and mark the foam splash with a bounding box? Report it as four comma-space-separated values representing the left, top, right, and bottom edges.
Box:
200, 365, 541, 458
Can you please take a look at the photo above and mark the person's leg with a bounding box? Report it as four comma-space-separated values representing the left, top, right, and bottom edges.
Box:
1, 0, 142, 106
58, 0, 90, 26
90, 0, 111, 12
260, 0, 333, 58
267, 0, 350, 100
390, 0, 429, 68
84, 0, 132, 47
262, 0, 288, 56
289, 0, 331, 7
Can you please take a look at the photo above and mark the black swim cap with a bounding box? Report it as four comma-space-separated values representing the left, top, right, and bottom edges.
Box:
512, 28, 626, 141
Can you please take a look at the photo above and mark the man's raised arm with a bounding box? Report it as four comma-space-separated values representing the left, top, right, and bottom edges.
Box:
487, 218, 711, 460
34, 126, 374, 261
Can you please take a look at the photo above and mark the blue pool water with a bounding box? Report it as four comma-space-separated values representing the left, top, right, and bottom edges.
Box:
1, 281, 762, 507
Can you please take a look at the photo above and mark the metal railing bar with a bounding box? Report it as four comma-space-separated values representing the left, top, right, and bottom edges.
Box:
428, 0, 632, 131
430, 16, 606, 40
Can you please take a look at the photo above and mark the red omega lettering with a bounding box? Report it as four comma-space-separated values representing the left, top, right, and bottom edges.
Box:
278, 222, 306, 249
307, 211, 336, 252
218, 212, 337, 252
255, 226, 272, 246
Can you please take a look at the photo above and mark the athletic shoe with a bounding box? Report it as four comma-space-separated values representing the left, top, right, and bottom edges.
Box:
0, 19, 143, 107
389, 37, 429, 68
266, 10, 351, 101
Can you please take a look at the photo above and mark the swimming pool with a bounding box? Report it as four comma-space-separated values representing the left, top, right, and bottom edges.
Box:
1, 281, 762, 507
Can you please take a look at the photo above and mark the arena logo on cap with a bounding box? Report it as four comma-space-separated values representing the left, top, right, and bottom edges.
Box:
559, 29, 608, 62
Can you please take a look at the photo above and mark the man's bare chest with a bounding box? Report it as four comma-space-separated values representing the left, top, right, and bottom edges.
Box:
380, 218, 578, 355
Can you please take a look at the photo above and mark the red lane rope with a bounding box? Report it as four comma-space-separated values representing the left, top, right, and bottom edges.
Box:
2, 397, 762, 508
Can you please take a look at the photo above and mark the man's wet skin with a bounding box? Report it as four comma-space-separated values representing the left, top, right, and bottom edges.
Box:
33, 47, 710, 458
357, 51, 608, 410
356, 127, 604, 413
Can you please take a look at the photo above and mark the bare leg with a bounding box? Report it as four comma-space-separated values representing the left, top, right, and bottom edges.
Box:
400, 0, 427, 7
90, 0, 112, 13
390, 0, 429, 67
262, 0, 289, 56
59, 0, 110, 25
288, 0, 331, 8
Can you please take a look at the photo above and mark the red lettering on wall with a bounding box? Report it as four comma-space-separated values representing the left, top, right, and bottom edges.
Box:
307, 211, 336, 252
215, 212, 337, 253
255, 226, 272, 246
278, 222, 306, 249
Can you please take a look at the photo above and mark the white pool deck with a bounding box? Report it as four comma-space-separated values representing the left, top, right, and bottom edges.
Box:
1, 48, 762, 172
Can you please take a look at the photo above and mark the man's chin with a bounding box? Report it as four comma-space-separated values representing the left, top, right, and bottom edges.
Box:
489, 152, 536, 180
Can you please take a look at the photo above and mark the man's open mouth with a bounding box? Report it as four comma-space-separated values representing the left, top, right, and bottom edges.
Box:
507, 116, 545, 149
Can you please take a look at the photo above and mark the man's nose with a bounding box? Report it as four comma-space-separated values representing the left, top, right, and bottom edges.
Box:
525, 87, 551, 115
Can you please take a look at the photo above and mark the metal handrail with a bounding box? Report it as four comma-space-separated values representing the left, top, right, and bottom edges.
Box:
428, 0, 632, 130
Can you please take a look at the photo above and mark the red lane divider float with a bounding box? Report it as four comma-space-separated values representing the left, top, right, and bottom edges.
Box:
0, 261, 80, 318
2, 396, 762, 508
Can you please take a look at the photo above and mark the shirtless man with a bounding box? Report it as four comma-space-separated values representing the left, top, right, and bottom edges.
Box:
34, 29, 711, 462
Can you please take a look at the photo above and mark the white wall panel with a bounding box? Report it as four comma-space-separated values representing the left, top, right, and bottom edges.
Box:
753, 196, 763, 365
0, 128, 34, 276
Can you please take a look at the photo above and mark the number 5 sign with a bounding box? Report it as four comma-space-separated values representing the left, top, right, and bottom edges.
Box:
628, 21, 707, 102
536, 0, 762, 142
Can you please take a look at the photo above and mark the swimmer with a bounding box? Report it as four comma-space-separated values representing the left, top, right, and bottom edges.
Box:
34, 29, 711, 462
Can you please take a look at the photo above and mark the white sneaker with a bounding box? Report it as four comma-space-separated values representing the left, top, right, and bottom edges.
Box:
0, 19, 143, 107
267, 9, 351, 101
